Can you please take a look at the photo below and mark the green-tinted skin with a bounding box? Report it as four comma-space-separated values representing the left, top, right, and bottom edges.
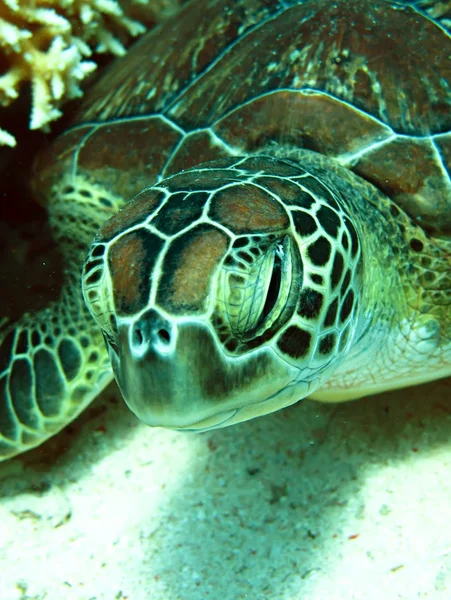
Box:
0, 0, 450, 459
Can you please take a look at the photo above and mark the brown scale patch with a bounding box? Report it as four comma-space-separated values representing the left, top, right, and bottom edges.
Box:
172, 0, 450, 136
76, 117, 183, 202
210, 184, 289, 234
78, 1, 279, 122
157, 225, 229, 313
354, 136, 451, 231
98, 188, 165, 241
108, 229, 164, 315
214, 90, 392, 160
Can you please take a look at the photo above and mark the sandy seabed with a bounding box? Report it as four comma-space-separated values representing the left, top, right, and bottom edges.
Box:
0, 376, 450, 600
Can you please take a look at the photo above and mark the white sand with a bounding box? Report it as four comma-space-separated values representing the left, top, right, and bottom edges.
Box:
0, 377, 450, 600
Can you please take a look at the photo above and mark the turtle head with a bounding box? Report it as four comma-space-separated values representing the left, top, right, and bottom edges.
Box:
83, 156, 362, 431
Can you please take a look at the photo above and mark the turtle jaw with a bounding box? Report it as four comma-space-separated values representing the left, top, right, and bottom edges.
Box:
109, 318, 306, 430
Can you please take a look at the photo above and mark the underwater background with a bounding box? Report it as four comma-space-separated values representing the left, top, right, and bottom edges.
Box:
0, 375, 450, 599
0, 0, 450, 598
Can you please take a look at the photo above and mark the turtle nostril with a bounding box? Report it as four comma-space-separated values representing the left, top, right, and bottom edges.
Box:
132, 327, 144, 347
130, 310, 174, 356
157, 328, 171, 344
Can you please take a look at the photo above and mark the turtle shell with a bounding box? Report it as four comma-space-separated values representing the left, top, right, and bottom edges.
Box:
33, 0, 451, 232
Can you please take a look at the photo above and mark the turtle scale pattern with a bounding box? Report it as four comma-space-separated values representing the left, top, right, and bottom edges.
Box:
1, 0, 450, 459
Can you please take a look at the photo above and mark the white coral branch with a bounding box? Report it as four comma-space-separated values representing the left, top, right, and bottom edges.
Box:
0, 0, 181, 146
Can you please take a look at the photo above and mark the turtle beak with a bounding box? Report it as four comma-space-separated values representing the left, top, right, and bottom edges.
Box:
109, 309, 301, 431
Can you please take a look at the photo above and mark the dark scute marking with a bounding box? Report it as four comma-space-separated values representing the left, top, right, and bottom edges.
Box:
152, 192, 208, 235
83, 258, 103, 277
0, 330, 15, 369
278, 326, 312, 359
318, 333, 336, 356
232, 237, 249, 249
292, 210, 317, 237
210, 183, 289, 234
157, 224, 229, 313
86, 257, 103, 268
16, 331, 28, 355
99, 197, 113, 208
0, 375, 17, 439
98, 189, 166, 242
58, 339, 82, 382
31, 331, 41, 347
410, 238, 424, 252
344, 218, 359, 257
341, 230, 349, 251
225, 338, 238, 352
33, 348, 65, 417
92, 245, 106, 258
298, 288, 323, 320
340, 270, 351, 296
311, 274, 323, 285
308, 237, 331, 266
324, 298, 338, 327
80, 336, 90, 348
300, 176, 337, 206
291, 191, 316, 209
317, 205, 341, 237
9, 359, 39, 428
237, 250, 254, 264
85, 270, 102, 286
88, 352, 99, 363
331, 252, 344, 289
340, 289, 355, 323
108, 229, 164, 316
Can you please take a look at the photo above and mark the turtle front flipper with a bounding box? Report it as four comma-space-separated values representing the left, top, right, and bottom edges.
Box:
0, 177, 125, 461
0, 285, 112, 460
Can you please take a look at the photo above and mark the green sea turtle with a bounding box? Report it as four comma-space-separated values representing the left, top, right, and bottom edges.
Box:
1, 0, 450, 460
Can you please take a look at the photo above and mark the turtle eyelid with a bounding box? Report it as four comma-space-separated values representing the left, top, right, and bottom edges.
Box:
259, 244, 284, 324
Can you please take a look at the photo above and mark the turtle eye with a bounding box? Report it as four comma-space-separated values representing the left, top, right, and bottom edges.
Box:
251, 237, 293, 337
260, 244, 283, 322
221, 236, 294, 340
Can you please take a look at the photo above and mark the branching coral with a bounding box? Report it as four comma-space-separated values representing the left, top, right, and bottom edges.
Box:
0, 0, 181, 146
